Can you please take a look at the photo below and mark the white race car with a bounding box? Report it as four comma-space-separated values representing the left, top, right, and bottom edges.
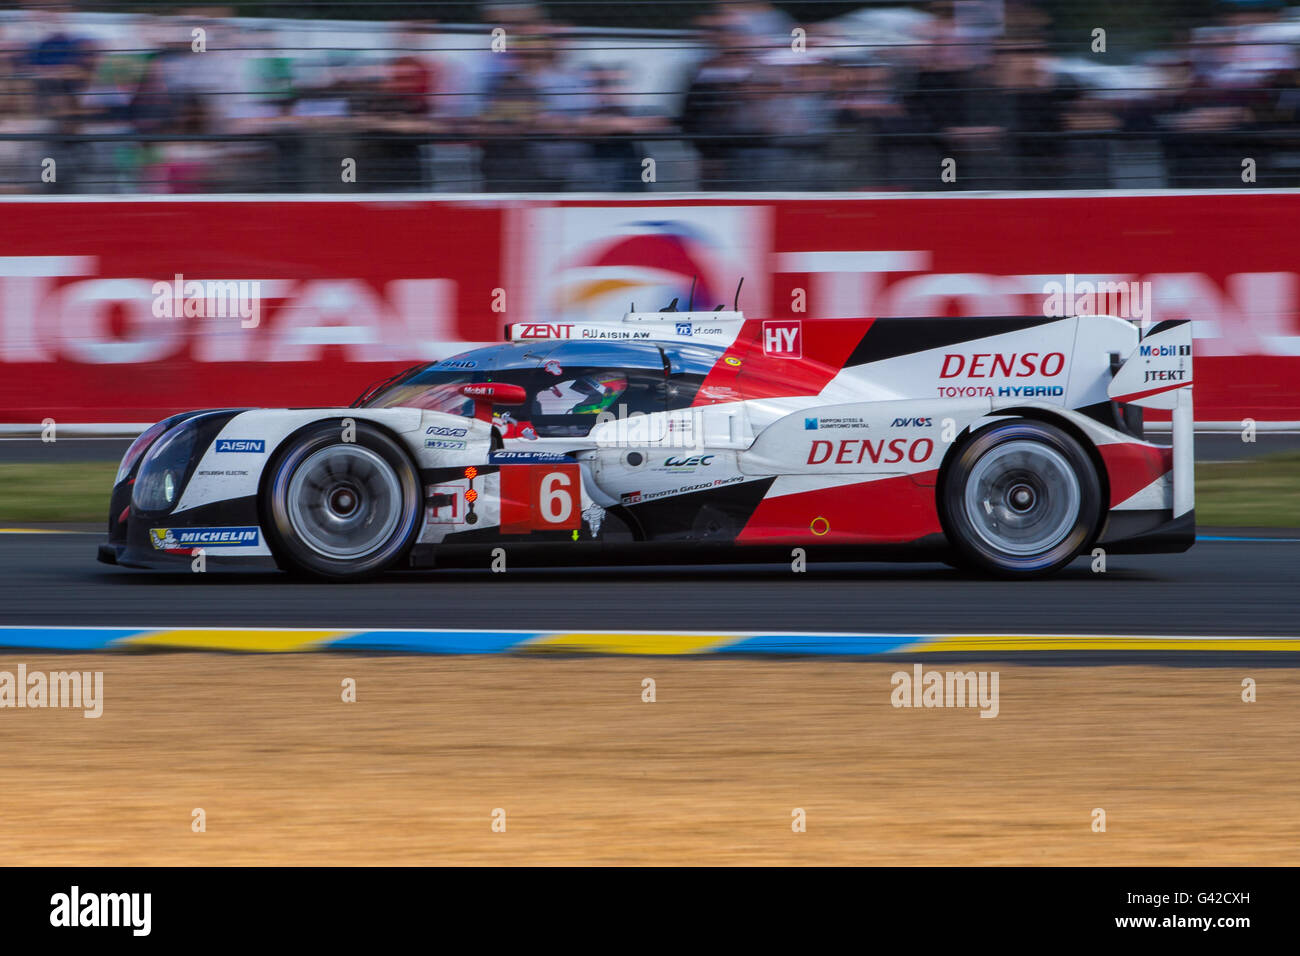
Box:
101, 308, 1194, 578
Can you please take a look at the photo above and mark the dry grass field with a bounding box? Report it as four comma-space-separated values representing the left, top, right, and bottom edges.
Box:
1, 654, 1296, 865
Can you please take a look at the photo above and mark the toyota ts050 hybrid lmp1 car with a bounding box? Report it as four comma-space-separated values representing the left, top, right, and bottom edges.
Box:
99, 306, 1195, 579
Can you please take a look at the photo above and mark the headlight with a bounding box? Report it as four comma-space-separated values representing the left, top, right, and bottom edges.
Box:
114, 419, 174, 485
132, 423, 199, 512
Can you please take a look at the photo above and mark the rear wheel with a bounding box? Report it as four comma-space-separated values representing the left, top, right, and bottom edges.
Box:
941, 420, 1101, 577
264, 421, 421, 579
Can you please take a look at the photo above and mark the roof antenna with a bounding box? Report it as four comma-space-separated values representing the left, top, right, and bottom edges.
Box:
687, 276, 696, 313
733, 276, 744, 312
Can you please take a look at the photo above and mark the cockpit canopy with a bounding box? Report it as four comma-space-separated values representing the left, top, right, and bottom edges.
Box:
359, 340, 722, 438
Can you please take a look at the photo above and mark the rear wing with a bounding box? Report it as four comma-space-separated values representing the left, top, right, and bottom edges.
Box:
1107, 320, 1193, 409
1108, 320, 1194, 518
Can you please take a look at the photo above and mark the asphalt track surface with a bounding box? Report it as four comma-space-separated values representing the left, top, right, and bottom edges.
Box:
1, 531, 1296, 639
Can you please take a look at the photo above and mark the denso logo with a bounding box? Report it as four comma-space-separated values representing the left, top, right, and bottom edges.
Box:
891, 417, 932, 427
663, 455, 714, 467
215, 439, 264, 453
516, 323, 573, 339
939, 352, 1065, 378
426, 425, 468, 437
808, 438, 934, 465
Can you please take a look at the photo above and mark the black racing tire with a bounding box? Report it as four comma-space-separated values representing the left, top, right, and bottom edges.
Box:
263, 420, 421, 580
940, 419, 1101, 578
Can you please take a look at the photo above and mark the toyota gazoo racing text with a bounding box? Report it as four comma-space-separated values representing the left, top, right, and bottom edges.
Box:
101, 304, 1195, 579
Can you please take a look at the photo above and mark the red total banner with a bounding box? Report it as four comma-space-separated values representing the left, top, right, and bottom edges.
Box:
0, 193, 1295, 424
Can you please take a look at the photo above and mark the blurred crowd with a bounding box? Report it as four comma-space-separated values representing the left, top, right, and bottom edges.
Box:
1, 0, 1299, 193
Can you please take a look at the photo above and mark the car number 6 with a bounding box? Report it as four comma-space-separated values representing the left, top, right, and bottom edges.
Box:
540, 471, 573, 524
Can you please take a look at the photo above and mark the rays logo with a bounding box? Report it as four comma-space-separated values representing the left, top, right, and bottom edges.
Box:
215, 439, 264, 453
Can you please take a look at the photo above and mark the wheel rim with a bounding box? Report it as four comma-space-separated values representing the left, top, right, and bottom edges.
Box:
963, 440, 1081, 556
285, 444, 404, 560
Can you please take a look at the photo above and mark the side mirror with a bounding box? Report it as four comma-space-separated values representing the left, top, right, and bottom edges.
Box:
459, 382, 527, 405
459, 382, 527, 424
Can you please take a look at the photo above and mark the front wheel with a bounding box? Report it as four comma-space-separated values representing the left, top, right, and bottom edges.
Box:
940, 419, 1101, 578
263, 421, 421, 579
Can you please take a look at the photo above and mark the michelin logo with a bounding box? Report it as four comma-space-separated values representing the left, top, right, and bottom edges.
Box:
150, 526, 260, 550
215, 439, 265, 453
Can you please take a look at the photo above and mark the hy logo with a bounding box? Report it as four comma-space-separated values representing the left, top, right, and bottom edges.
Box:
762, 320, 801, 357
